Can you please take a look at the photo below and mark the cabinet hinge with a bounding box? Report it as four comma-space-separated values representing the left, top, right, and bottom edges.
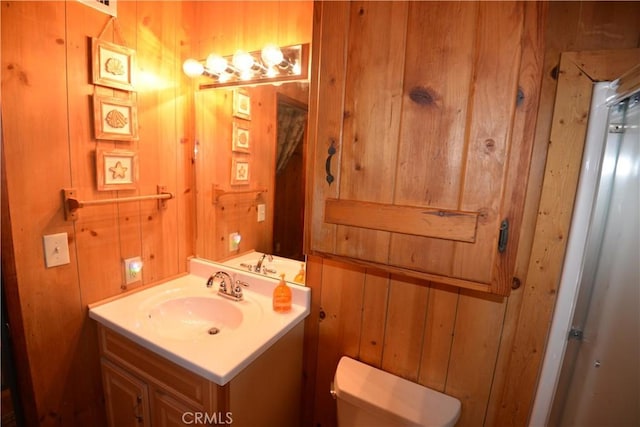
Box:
498, 219, 509, 253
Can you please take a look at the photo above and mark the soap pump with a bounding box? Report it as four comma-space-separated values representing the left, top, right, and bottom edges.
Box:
293, 263, 306, 284
272, 274, 292, 313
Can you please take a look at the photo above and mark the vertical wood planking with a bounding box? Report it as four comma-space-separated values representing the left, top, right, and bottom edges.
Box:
1, 2, 83, 422
445, 291, 506, 426
484, 2, 546, 422
108, 0, 144, 293
418, 283, 459, 391
389, 1, 477, 276
357, 270, 390, 367
66, 2, 123, 305
313, 258, 365, 427
194, 89, 220, 259
302, 255, 324, 425
306, 3, 640, 427
493, 49, 640, 427
452, 1, 524, 285
65, 3, 126, 423
176, 0, 197, 271
490, 1, 545, 298
335, 1, 408, 263
136, 1, 180, 283
307, 1, 350, 254
247, 85, 277, 253
381, 276, 429, 381
3, 1, 195, 423
490, 2, 640, 421
497, 58, 594, 427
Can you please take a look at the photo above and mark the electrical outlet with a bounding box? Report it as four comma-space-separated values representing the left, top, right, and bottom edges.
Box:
257, 203, 266, 222
229, 232, 241, 251
124, 257, 143, 285
43, 232, 70, 268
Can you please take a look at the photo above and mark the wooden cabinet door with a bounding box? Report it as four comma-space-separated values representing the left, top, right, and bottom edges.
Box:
307, 1, 542, 295
101, 359, 151, 427
150, 387, 200, 427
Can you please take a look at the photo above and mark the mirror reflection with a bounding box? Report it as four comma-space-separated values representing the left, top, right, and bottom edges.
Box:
194, 82, 309, 284
189, 1, 312, 285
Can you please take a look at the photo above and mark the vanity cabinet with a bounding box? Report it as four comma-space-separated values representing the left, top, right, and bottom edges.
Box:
98, 325, 225, 427
101, 359, 151, 427
98, 323, 304, 426
306, 1, 543, 295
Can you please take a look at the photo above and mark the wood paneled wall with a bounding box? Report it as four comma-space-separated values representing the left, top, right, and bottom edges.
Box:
1, 1, 195, 425
2, 2, 638, 427
302, 2, 640, 427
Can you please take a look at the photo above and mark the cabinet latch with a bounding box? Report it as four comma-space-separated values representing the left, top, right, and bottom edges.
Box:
498, 219, 509, 253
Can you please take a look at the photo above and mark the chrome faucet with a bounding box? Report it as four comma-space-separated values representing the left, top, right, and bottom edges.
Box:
255, 253, 273, 273
206, 271, 248, 301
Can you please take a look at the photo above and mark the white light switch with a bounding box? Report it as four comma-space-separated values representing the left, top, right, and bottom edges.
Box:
43, 232, 70, 268
257, 203, 266, 222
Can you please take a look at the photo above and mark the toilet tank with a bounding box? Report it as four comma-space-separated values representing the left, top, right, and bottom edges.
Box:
333, 356, 461, 427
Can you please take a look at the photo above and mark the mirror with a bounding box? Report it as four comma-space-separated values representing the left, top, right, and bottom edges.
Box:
189, 1, 313, 285
194, 82, 309, 285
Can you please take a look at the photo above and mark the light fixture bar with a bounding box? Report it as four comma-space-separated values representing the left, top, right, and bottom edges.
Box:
183, 43, 309, 89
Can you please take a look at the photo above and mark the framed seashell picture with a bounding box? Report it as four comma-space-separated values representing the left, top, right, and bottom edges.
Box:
92, 38, 136, 91
93, 95, 139, 141
232, 89, 251, 120
230, 155, 250, 186
96, 148, 139, 191
232, 120, 250, 153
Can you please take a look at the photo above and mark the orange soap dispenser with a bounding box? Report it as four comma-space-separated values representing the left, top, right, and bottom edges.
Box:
293, 263, 306, 284
273, 274, 292, 313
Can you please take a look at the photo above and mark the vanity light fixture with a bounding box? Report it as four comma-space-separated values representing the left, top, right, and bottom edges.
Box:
183, 43, 309, 89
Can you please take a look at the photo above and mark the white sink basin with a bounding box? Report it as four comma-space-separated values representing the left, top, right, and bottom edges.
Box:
143, 295, 261, 340
89, 258, 310, 385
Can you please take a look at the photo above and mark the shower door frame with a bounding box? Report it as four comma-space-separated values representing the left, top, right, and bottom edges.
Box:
528, 49, 640, 426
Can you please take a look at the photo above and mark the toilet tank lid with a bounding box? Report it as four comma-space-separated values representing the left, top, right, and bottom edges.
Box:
334, 356, 461, 427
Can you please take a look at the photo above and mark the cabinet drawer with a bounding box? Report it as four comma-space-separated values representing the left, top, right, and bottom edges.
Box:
98, 325, 224, 411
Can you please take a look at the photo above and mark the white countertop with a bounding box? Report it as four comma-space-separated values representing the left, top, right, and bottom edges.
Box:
89, 258, 310, 385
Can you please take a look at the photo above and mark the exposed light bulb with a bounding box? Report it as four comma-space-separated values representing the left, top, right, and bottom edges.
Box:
232, 50, 255, 72
182, 59, 204, 78
292, 61, 301, 75
261, 44, 284, 67
206, 54, 229, 75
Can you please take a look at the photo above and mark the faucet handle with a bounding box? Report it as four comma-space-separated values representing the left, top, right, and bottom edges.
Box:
206, 274, 215, 288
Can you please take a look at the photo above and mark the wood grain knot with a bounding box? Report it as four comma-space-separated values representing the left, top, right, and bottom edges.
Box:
516, 87, 525, 107
484, 139, 496, 153
409, 86, 436, 106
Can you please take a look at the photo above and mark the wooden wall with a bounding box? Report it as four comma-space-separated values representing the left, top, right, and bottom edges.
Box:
2, 1, 638, 427
302, 2, 640, 427
1, 1, 195, 425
